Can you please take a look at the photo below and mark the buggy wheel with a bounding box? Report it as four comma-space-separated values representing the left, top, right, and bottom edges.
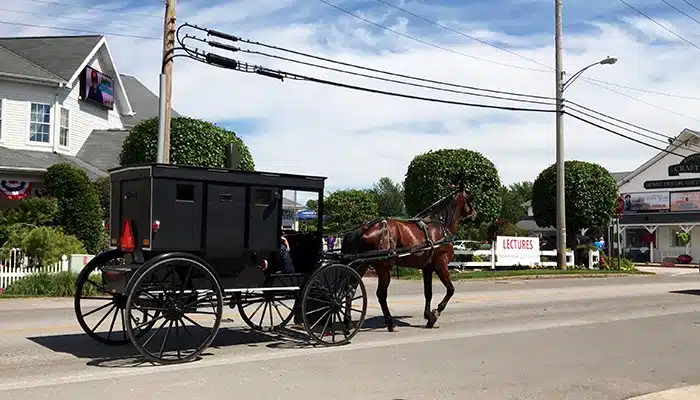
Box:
301, 263, 367, 346
235, 290, 296, 332
124, 255, 223, 364
74, 249, 157, 345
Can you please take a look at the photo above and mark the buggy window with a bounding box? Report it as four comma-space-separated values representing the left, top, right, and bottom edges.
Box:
176, 184, 195, 202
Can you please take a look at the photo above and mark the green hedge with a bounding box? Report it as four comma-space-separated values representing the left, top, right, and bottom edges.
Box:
1, 271, 102, 297
44, 164, 105, 254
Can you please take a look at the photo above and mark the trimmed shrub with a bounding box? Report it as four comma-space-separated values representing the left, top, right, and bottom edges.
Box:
404, 148, 502, 224
0, 225, 85, 268
44, 163, 104, 254
92, 176, 110, 221
119, 116, 255, 170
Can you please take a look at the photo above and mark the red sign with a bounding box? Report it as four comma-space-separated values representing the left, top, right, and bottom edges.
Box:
615, 196, 624, 215
501, 237, 535, 250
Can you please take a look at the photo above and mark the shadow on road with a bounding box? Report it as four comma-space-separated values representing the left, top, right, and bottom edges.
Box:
670, 289, 700, 296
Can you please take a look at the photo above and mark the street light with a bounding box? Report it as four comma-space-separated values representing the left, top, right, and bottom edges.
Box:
554, 55, 618, 270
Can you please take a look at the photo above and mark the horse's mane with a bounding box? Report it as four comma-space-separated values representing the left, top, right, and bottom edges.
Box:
412, 191, 458, 226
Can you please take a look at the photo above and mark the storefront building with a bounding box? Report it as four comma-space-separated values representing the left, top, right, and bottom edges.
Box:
616, 128, 700, 264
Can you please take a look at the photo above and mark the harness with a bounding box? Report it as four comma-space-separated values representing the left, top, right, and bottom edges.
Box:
377, 215, 455, 265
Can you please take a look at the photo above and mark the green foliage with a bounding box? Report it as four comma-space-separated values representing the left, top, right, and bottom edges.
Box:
601, 256, 636, 271
486, 219, 526, 241
677, 232, 690, 246
305, 199, 318, 210
324, 189, 379, 233
369, 177, 407, 217
119, 116, 255, 171
44, 163, 104, 254
0, 225, 85, 268
1, 271, 101, 297
498, 181, 533, 222
403, 148, 502, 224
0, 197, 58, 245
531, 160, 618, 240
458, 221, 489, 241
92, 176, 110, 220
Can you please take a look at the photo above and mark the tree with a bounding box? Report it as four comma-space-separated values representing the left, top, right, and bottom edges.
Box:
499, 181, 533, 222
403, 149, 502, 224
531, 160, 618, 248
305, 199, 318, 210
369, 177, 407, 217
324, 189, 379, 233
119, 116, 255, 170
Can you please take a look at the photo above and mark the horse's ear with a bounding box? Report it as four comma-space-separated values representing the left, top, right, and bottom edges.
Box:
447, 183, 456, 190
458, 180, 465, 192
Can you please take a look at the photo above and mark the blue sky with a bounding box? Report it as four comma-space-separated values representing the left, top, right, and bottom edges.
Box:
1, 0, 699, 199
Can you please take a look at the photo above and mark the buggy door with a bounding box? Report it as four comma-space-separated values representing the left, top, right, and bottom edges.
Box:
248, 186, 281, 253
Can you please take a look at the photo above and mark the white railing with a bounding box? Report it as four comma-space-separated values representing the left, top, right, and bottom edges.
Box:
449, 248, 598, 270
0, 249, 94, 290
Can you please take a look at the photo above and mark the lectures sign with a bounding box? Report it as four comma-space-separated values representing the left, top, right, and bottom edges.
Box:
495, 236, 540, 266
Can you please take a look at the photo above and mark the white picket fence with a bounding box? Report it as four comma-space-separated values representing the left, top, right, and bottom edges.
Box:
449, 248, 600, 270
0, 248, 95, 290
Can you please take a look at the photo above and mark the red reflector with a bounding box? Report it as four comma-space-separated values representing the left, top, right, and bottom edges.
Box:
120, 220, 135, 252
105, 222, 110, 232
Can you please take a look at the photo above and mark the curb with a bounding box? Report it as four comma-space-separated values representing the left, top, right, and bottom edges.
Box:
626, 384, 700, 399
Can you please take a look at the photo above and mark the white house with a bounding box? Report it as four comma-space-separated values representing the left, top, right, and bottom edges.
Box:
0, 34, 303, 215
615, 128, 700, 264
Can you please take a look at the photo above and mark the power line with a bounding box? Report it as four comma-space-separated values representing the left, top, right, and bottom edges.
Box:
184, 33, 554, 106
678, 0, 700, 14
315, 0, 547, 73
26, 0, 163, 20
659, 0, 700, 26
0, 20, 161, 40
565, 109, 685, 157
175, 45, 557, 113
366, 0, 700, 101
0, 7, 151, 30
617, 0, 700, 51
184, 24, 697, 149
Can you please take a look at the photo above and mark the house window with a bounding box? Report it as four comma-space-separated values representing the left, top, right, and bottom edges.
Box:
29, 103, 51, 143
671, 229, 690, 247
59, 108, 69, 147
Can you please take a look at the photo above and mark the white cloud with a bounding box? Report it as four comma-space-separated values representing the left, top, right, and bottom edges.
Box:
2, 0, 699, 199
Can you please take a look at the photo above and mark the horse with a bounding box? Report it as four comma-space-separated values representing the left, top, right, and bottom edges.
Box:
339, 182, 477, 332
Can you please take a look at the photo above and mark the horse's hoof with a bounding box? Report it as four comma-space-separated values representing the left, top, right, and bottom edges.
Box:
426, 310, 439, 328
387, 325, 399, 332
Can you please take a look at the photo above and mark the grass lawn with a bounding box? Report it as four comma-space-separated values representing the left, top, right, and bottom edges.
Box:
391, 268, 654, 281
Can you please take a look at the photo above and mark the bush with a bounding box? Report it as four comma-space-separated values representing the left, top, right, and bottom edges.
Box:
403, 148, 502, 224
0, 197, 58, 245
324, 189, 379, 233
1, 271, 101, 297
92, 176, 110, 221
0, 225, 85, 268
486, 219, 526, 241
44, 163, 104, 254
119, 116, 255, 171
601, 256, 636, 271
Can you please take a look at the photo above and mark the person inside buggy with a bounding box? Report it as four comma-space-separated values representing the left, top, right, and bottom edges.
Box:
259, 228, 320, 275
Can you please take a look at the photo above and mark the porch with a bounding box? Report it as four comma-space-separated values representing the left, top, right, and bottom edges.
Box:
616, 223, 698, 264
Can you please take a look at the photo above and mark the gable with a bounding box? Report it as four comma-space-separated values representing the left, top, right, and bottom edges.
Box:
0, 35, 101, 82
618, 129, 700, 193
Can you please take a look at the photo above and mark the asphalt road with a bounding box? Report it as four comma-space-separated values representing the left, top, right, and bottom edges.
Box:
3, 272, 700, 399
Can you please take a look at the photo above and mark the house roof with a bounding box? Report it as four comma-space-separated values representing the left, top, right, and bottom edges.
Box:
76, 129, 130, 172
0, 35, 102, 83
0, 146, 106, 180
119, 74, 180, 128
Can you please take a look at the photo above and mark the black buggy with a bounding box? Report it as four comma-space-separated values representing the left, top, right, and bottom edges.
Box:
73, 163, 368, 364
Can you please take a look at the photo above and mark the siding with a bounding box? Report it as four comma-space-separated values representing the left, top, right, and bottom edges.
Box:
0, 49, 125, 156
57, 56, 124, 155
0, 80, 58, 149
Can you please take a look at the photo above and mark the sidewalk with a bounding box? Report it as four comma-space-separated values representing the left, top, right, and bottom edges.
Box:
628, 385, 700, 399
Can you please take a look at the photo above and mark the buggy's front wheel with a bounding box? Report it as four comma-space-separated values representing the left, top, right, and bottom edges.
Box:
124, 254, 223, 364
301, 263, 367, 346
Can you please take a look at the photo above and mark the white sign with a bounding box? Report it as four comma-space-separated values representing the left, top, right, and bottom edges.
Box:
495, 236, 540, 266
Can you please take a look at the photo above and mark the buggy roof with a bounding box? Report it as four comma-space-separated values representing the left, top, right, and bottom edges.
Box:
108, 163, 327, 192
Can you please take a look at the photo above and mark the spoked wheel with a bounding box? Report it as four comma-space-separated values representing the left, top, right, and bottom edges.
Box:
124, 254, 223, 365
301, 263, 367, 346
74, 249, 158, 345
236, 290, 296, 332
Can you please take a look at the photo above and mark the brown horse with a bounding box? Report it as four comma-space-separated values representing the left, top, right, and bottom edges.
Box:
339, 182, 477, 332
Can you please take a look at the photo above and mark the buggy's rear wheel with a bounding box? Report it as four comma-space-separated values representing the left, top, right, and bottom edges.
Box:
74, 249, 157, 345
301, 263, 367, 346
124, 254, 223, 364
236, 290, 296, 332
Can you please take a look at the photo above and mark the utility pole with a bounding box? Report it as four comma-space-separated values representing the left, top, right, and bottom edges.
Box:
157, 0, 176, 164
554, 0, 567, 269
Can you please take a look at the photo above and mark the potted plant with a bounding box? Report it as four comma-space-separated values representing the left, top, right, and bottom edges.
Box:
676, 231, 691, 261
677, 254, 693, 264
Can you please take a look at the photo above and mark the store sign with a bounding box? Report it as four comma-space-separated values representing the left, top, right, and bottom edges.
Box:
495, 236, 540, 266
644, 178, 700, 189
620, 192, 670, 212
670, 191, 700, 212
668, 153, 700, 176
